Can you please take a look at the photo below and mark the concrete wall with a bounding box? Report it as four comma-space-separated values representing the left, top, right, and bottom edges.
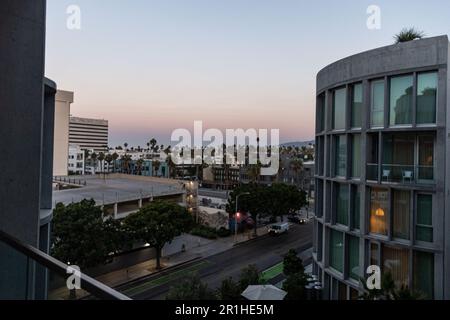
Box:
0, 0, 46, 246
53, 90, 74, 176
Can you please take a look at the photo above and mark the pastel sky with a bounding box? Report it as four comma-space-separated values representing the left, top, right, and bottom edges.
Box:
45, 0, 450, 147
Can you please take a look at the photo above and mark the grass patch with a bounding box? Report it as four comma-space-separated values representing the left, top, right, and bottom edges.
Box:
260, 262, 284, 282
123, 261, 210, 296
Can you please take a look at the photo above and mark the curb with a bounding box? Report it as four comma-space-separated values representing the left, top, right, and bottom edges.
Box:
114, 256, 202, 290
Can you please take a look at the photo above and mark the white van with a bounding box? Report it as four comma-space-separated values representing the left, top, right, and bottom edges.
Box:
268, 222, 289, 235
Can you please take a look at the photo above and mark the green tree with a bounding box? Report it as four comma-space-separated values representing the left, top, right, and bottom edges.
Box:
124, 200, 193, 269
239, 264, 261, 291
51, 199, 122, 269
394, 28, 425, 43
263, 183, 306, 221
166, 274, 216, 300
283, 249, 304, 276
217, 277, 242, 300
283, 272, 307, 300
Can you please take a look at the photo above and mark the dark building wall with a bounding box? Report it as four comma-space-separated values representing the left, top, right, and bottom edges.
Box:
0, 0, 47, 246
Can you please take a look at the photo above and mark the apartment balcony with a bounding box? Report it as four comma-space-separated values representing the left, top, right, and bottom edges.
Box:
366, 163, 435, 185
0, 230, 130, 300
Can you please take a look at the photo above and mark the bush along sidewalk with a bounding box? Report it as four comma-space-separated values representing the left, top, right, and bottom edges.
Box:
190, 225, 231, 239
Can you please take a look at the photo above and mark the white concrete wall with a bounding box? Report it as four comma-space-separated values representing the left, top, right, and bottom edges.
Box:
53, 90, 74, 176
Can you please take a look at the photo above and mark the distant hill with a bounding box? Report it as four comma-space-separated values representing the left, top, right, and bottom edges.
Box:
281, 140, 315, 148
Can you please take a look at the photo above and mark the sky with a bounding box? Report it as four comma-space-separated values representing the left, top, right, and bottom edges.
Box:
45, 0, 450, 147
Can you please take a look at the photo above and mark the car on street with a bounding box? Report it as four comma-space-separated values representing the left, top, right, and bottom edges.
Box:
267, 222, 289, 235
288, 215, 307, 224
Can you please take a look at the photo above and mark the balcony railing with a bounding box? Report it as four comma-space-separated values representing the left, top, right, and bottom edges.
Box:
0, 230, 131, 300
366, 164, 434, 184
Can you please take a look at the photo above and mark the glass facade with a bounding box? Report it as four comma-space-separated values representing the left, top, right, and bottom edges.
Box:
351, 185, 361, 230
414, 251, 434, 299
351, 83, 362, 128
333, 88, 346, 130
392, 190, 410, 240
390, 75, 413, 126
334, 135, 346, 177
329, 230, 344, 272
370, 188, 388, 235
336, 184, 348, 226
383, 246, 410, 288
371, 80, 384, 127
348, 236, 359, 280
416, 194, 433, 242
351, 135, 361, 178
417, 72, 437, 124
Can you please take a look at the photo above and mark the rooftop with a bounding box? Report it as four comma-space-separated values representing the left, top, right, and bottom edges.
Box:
52, 174, 186, 207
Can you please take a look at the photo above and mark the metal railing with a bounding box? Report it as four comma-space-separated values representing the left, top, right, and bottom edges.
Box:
366, 163, 434, 184
0, 230, 131, 300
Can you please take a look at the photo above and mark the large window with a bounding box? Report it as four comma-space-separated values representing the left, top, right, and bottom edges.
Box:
333, 88, 346, 130
416, 194, 433, 242
392, 190, 410, 240
334, 135, 346, 177
370, 188, 388, 235
383, 246, 410, 288
348, 236, 360, 280
351, 83, 362, 128
329, 229, 344, 272
351, 135, 361, 178
371, 80, 384, 127
317, 93, 326, 132
335, 184, 349, 226
390, 75, 413, 126
418, 135, 434, 181
417, 72, 437, 124
414, 251, 434, 299
351, 185, 361, 230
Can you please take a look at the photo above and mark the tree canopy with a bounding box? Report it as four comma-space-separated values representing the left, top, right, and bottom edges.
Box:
124, 200, 194, 269
51, 199, 122, 269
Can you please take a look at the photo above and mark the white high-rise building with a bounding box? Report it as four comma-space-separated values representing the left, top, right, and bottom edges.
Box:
69, 116, 109, 153
53, 90, 74, 176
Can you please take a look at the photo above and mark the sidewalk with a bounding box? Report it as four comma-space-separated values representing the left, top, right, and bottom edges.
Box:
97, 226, 269, 289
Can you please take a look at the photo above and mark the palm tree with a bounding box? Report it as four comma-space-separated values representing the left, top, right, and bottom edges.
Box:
90, 152, 98, 174
290, 159, 303, 187
105, 154, 113, 174
111, 152, 119, 173
394, 28, 425, 43
153, 160, 161, 177
135, 158, 144, 176
84, 149, 90, 169
121, 154, 132, 174
98, 151, 105, 169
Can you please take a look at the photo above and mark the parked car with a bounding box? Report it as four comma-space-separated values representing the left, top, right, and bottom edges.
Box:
268, 222, 289, 235
288, 215, 307, 224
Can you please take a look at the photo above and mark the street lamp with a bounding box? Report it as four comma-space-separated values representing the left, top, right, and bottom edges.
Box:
235, 192, 250, 242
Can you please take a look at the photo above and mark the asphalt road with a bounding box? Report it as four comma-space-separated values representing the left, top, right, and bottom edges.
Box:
118, 222, 313, 300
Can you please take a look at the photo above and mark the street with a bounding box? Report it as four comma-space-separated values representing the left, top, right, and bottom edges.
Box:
117, 222, 313, 300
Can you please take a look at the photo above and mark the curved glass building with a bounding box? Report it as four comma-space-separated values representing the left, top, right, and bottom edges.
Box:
313, 35, 450, 300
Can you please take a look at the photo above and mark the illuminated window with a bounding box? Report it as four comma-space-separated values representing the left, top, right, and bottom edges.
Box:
370, 188, 388, 235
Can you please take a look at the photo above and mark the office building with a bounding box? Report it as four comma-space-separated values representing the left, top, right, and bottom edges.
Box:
69, 116, 109, 152
313, 36, 450, 299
